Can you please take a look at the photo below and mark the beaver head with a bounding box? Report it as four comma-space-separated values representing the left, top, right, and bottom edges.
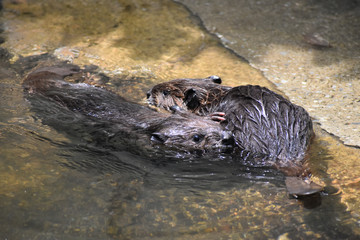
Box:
148, 113, 234, 154
147, 76, 230, 115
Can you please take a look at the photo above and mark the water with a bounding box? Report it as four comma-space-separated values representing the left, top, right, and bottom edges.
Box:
0, 51, 359, 240
1, 0, 360, 239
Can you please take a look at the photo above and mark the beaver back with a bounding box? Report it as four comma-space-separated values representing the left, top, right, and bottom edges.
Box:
216, 85, 314, 174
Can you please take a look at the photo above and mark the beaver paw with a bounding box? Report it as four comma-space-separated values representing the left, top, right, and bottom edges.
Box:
210, 112, 226, 122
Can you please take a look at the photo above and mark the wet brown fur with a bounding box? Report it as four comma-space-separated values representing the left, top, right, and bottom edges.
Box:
147, 76, 231, 115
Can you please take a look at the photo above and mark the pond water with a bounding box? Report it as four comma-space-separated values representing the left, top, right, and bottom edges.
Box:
0, 0, 360, 239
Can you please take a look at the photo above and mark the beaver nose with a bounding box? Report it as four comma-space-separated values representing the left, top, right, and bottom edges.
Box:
221, 131, 234, 145
146, 91, 151, 99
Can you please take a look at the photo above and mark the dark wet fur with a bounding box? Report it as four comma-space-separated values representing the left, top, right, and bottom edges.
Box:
147, 76, 231, 115
217, 85, 314, 176
23, 66, 234, 157
147, 78, 315, 177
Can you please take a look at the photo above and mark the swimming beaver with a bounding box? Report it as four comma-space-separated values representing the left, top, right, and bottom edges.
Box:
23, 66, 234, 156
147, 77, 322, 195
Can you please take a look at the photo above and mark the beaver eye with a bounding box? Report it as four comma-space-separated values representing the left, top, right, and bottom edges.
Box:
192, 134, 203, 143
163, 90, 170, 96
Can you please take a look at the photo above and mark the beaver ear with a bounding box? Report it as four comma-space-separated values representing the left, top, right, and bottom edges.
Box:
184, 89, 200, 110
207, 75, 222, 84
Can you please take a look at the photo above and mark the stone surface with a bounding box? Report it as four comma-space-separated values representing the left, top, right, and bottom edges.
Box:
176, 0, 360, 147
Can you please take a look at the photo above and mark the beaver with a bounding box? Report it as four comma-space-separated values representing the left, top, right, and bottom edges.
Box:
147, 77, 322, 195
147, 76, 231, 116
23, 65, 234, 157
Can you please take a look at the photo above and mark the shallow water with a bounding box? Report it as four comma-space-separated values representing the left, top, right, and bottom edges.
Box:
1, 54, 359, 240
1, 0, 360, 239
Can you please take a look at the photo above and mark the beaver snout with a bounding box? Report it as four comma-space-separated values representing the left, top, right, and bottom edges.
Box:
221, 131, 234, 146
